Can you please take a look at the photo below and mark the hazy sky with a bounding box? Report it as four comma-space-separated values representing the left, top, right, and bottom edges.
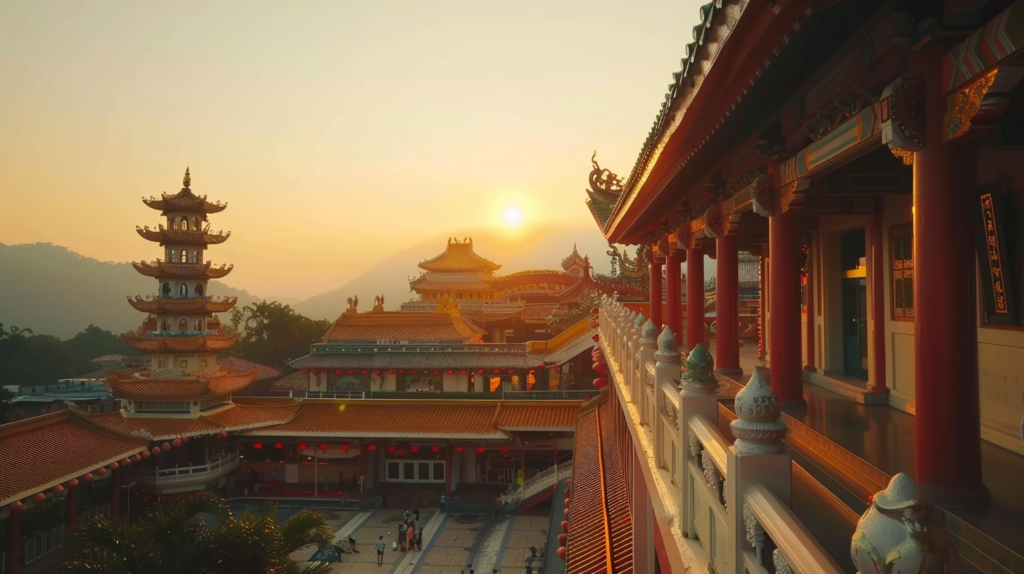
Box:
1, 0, 704, 299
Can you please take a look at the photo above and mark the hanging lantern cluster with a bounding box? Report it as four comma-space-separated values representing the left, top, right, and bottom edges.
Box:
592, 344, 608, 389
557, 484, 572, 560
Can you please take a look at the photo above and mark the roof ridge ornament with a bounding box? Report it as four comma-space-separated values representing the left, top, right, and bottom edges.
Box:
183, 167, 191, 189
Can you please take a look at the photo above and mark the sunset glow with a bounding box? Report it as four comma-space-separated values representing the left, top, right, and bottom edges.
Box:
503, 206, 524, 227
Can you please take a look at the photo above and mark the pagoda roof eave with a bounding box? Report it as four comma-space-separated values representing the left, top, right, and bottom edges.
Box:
126, 295, 238, 314
142, 188, 228, 215
106, 367, 258, 401
133, 260, 234, 280
136, 226, 231, 246
599, 1, 810, 243
121, 332, 241, 354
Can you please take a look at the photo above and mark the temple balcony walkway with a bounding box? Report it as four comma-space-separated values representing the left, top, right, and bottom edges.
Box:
704, 341, 1024, 574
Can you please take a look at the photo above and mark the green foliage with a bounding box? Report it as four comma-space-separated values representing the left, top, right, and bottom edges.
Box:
61, 492, 333, 574
0, 386, 20, 424
0, 331, 81, 389
63, 324, 134, 362
228, 301, 331, 370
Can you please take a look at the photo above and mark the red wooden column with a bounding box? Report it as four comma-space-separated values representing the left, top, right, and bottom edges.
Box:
9, 501, 22, 571
715, 234, 741, 374
649, 251, 663, 330
803, 242, 815, 371
110, 465, 121, 520
869, 216, 889, 394
912, 45, 988, 507
66, 479, 79, 527
686, 243, 705, 350
665, 246, 684, 345
758, 255, 767, 359
444, 447, 453, 494
769, 189, 805, 408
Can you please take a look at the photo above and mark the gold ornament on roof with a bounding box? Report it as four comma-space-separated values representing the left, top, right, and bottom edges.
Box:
183, 167, 191, 189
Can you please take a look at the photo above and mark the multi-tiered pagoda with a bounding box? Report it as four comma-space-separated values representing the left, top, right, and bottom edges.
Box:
109, 169, 258, 417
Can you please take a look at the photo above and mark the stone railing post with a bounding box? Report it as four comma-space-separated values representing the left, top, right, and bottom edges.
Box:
678, 343, 719, 538
630, 313, 645, 397
654, 326, 680, 469
726, 368, 789, 571
638, 319, 657, 411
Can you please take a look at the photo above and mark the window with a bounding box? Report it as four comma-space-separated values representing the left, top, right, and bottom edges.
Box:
179, 318, 188, 332
179, 283, 188, 297
190, 250, 198, 263
193, 216, 199, 230
162, 283, 171, 296
178, 359, 188, 369
181, 216, 189, 230
180, 249, 187, 262
195, 283, 204, 296
161, 320, 170, 331
891, 224, 914, 320
194, 318, 202, 331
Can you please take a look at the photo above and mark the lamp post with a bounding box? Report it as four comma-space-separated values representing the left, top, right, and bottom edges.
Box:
121, 482, 137, 519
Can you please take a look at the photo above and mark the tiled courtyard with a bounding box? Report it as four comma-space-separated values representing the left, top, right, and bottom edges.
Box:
289, 509, 553, 574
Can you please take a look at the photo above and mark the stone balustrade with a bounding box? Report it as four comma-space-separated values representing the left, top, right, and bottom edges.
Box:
596, 295, 848, 574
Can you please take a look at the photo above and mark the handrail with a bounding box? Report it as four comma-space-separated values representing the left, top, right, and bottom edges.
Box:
689, 415, 728, 473
744, 483, 845, 574
307, 390, 366, 399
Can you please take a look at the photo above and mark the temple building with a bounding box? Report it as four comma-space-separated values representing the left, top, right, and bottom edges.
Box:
563, 1, 1024, 573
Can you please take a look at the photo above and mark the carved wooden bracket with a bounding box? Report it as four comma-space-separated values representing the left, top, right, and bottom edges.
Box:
944, 68, 998, 141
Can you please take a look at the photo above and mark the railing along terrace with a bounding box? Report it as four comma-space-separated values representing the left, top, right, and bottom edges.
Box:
136, 453, 239, 485
596, 295, 849, 574
306, 390, 367, 399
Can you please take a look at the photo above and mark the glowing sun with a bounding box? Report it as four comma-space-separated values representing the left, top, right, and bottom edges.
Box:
503, 205, 524, 227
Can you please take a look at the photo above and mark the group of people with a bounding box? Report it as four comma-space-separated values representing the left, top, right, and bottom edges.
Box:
374, 508, 423, 567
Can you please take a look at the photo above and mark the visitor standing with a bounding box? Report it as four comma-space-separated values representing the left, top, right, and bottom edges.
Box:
439, 493, 446, 513
375, 535, 385, 566
413, 507, 419, 522
407, 523, 415, 551
416, 527, 423, 551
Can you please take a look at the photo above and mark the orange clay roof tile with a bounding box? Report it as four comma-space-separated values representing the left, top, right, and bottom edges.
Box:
321, 311, 484, 343
496, 404, 579, 430
418, 239, 501, 272
0, 411, 150, 507
88, 403, 299, 440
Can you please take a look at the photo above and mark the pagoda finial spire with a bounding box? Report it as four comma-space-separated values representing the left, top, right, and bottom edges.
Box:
183, 167, 191, 189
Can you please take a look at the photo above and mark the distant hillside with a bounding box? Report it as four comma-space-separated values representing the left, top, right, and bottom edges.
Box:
0, 242, 263, 339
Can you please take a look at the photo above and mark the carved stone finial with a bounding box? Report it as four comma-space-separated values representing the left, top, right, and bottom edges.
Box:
656, 326, 676, 354
851, 472, 956, 574
183, 167, 191, 188
681, 343, 716, 393
634, 313, 645, 328
730, 368, 786, 454
641, 319, 658, 340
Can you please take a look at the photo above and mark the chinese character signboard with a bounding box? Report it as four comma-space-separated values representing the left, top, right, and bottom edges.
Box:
973, 183, 1017, 325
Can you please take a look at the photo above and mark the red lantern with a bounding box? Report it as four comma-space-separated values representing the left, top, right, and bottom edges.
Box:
253, 443, 263, 449
274, 442, 284, 449
389, 369, 396, 375
476, 446, 485, 454
554, 366, 561, 372
508, 369, 515, 374
386, 445, 396, 453
430, 445, 440, 453
368, 444, 378, 451
335, 370, 342, 375
319, 444, 329, 451
10, 501, 23, 511
361, 369, 367, 375
301, 370, 309, 374
592, 333, 600, 342
110, 462, 119, 470
399, 370, 405, 375
557, 546, 566, 560
593, 378, 607, 389
82, 473, 94, 482
446, 370, 453, 375
182, 436, 189, 444
348, 369, 354, 374
593, 363, 608, 375
67, 479, 79, 488
433, 370, 439, 375
97, 467, 107, 476
151, 447, 160, 455
121, 458, 131, 466
410, 445, 420, 453
173, 438, 182, 447
412, 370, 418, 375
557, 533, 567, 545
299, 443, 308, 450
342, 444, 351, 452
477, 369, 484, 375
321, 370, 328, 374
493, 369, 500, 374
455, 445, 464, 453
590, 307, 599, 315
133, 454, 142, 462
219, 431, 228, 439
52, 484, 65, 494
141, 450, 151, 459
162, 442, 171, 451
374, 369, 382, 375
563, 507, 569, 516
500, 447, 508, 455
460, 369, 467, 375
32, 492, 46, 503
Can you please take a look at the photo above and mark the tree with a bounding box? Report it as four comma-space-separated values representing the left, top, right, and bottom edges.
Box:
63, 325, 134, 363
228, 302, 330, 369
61, 492, 333, 574
0, 330, 81, 389
0, 386, 21, 423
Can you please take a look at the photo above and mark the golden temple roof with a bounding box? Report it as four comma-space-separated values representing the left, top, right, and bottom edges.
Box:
126, 295, 238, 315
321, 309, 484, 343
418, 237, 501, 272
136, 225, 230, 246
106, 366, 258, 401
132, 260, 233, 279
141, 168, 228, 215
122, 332, 241, 353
